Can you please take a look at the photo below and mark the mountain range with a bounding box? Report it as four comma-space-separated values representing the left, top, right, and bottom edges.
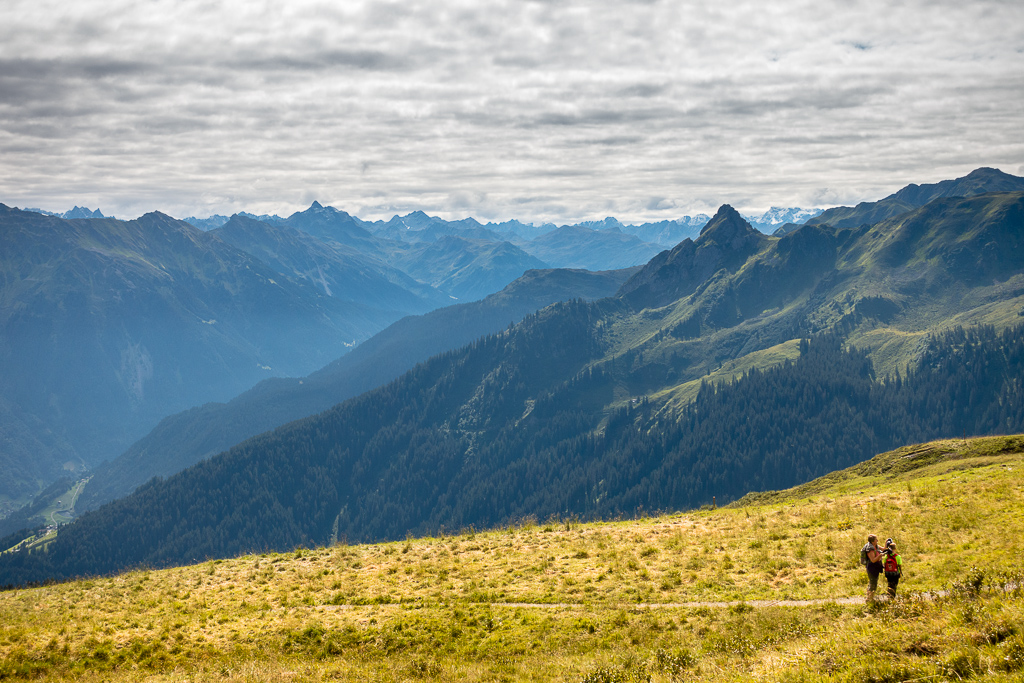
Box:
2, 164, 1022, 584
2, 167, 1023, 582
1, 202, 665, 504
0, 207, 410, 497
2, 196, 828, 505
179, 207, 821, 245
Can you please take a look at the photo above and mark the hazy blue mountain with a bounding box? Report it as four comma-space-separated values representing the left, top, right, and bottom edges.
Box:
0, 397, 79, 500
484, 219, 557, 241
0, 206, 386, 498
183, 213, 288, 231
618, 216, 710, 246
278, 205, 548, 300
576, 217, 628, 231
183, 215, 230, 230
368, 211, 506, 244
63, 206, 106, 220
523, 225, 664, 270
282, 202, 387, 257
77, 266, 637, 511
237, 211, 286, 225
390, 235, 549, 301
24, 206, 107, 220
6, 190, 1024, 585
212, 215, 449, 312
804, 167, 1024, 230
570, 211, 820, 244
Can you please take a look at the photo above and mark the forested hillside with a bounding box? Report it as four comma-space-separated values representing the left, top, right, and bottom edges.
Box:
2, 322, 1022, 586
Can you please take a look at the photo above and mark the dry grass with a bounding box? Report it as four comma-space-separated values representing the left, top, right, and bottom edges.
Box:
2, 435, 1023, 681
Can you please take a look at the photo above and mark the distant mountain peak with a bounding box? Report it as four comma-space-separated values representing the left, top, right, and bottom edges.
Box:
617, 205, 766, 308
138, 210, 175, 222
703, 203, 742, 225
745, 207, 824, 230
699, 204, 755, 241
64, 206, 105, 220
23, 206, 107, 220
310, 200, 324, 210
579, 217, 626, 232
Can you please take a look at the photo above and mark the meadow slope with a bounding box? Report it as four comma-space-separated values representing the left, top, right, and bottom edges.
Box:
1, 434, 1023, 682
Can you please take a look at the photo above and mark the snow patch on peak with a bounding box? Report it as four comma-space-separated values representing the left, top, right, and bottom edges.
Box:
742, 207, 824, 234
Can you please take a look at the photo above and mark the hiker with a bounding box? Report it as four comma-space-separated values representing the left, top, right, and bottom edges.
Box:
883, 539, 903, 597
861, 533, 884, 601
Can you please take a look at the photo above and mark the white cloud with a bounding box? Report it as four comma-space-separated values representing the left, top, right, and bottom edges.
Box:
0, 0, 1022, 223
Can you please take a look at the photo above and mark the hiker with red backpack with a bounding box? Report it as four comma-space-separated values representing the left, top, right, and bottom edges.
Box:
883, 539, 903, 597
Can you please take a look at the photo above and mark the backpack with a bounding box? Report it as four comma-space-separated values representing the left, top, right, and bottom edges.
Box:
860, 547, 869, 566
884, 553, 900, 577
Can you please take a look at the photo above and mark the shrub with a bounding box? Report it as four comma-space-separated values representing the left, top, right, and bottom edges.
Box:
938, 648, 979, 680
580, 659, 650, 683
653, 647, 695, 676
949, 566, 986, 600
997, 635, 1024, 672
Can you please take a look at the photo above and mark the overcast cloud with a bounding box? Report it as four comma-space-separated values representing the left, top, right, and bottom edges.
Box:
1, 0, 1022, 224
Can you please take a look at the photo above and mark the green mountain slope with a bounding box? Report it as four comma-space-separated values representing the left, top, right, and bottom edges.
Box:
76, 267, 636, 511
3, 186, 1024, 584
803, 166, 1024, 230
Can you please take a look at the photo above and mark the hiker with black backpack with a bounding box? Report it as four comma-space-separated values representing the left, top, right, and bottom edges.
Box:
883, 539, 903, 597
861, 533, 884, 602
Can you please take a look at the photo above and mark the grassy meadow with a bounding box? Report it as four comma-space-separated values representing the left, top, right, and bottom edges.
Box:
1, 435, 1023, 681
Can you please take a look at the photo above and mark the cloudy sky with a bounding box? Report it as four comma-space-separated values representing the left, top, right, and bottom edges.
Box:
2, 0, 1022, 224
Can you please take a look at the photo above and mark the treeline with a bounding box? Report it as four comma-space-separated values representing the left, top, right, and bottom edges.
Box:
2, 318, 1023, 586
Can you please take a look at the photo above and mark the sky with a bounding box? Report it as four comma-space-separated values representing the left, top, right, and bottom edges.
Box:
1, 0, 1023, 225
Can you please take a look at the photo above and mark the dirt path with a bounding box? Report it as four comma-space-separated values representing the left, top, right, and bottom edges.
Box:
493, 588, 981, 609
320, 594, 916, 612
490, 596, 873, 609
